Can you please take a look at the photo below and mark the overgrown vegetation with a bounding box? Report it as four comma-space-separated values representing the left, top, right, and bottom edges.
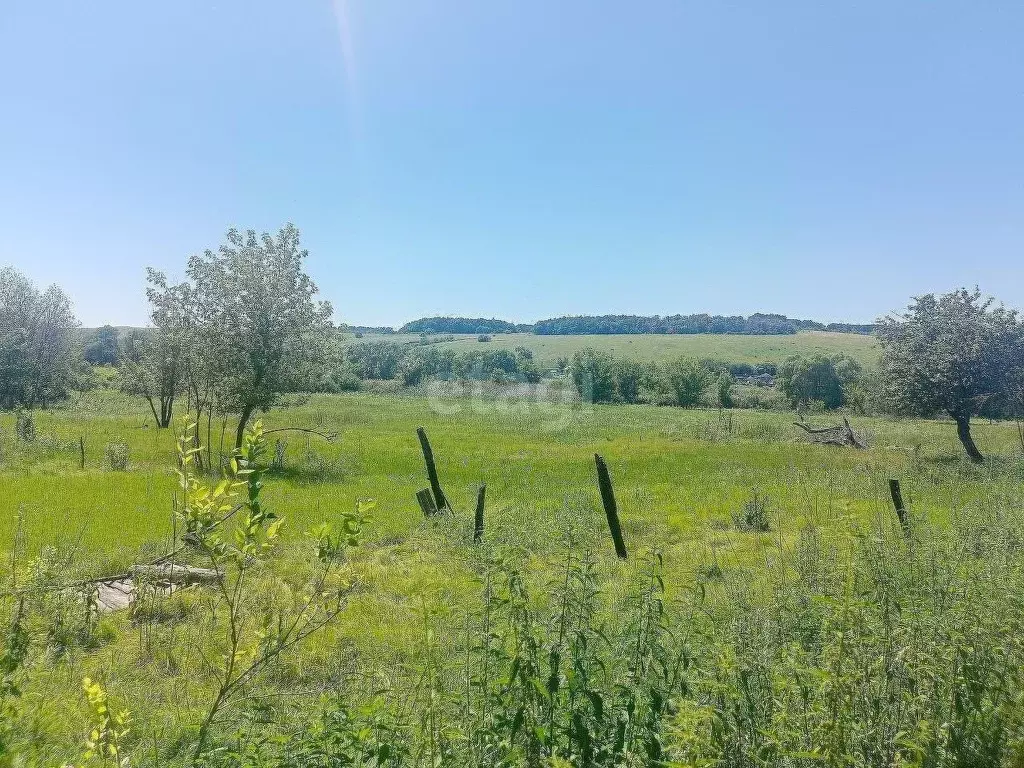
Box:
3, 405, 1024, 765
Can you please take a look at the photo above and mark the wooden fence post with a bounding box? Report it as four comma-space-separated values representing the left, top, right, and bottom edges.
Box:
595, 454, 627, 559
79, 437, 85, 470
416, 488, 439, 517
474, 484, 486, 543
416, 427, 449, 512
888, 479, 910, 537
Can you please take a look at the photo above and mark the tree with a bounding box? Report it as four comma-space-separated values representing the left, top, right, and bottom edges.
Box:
117, 270, 193, 427
118, 329, 179, 427
717, 373, 734, 408
570, 348, 617, 403
613, 358, 652, 404
346, 340, 407, 380
876, 288, 1024, 462
83, 325, 120, 366
662, 357, 712, 407
777, 354, 861, 410
0, 267, 81, 409
188, 225, 333, 447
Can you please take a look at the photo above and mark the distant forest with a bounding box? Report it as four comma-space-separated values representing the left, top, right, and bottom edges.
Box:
395, 314, 876, 336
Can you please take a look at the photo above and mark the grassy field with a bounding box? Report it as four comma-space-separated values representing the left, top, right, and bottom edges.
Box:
2, 390, 1023, 763
354, 330, 881, 369
0, 388, 1013, 561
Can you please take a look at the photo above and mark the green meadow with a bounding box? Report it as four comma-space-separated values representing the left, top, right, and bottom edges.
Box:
3, 387, 1024, 764
2, 386, 1013, 564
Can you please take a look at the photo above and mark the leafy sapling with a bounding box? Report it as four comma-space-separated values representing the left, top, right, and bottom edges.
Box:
175, 418, 370, 760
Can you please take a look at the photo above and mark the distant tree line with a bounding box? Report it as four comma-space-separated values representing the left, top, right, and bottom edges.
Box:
398, 317, 533, 334
536, 313, 800, 335
791, 319, 877, 334
387, 313, 877, 336
338, 324, 396, 335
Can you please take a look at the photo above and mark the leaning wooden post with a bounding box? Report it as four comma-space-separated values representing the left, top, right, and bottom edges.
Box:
595, 454, 627, 559
416, 488, 439, 517
416, 427, 449, 512
888, 479, 910, 537
79, 437, 85, 470
474, 484, 486, 543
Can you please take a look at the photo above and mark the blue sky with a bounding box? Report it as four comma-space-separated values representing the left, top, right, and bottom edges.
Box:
1, 1, 1021, 328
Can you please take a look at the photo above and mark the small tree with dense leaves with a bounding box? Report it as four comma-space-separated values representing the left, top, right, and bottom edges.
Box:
0, 267, 81, 409
663, 357, 712, 407
777, 354, 861, 410
876, 288, 1024, 462
570, 347, 617, 403
188, 224, 333, 447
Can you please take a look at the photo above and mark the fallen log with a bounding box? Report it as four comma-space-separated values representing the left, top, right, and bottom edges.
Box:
793, 417, 865, 449
130, 564, 221, 584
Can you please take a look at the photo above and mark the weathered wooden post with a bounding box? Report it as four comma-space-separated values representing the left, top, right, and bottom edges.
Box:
595, 454, 627, 559
888, 479, 910, 537
416, 488, 439, 517
474, 484, 486, 543
79, 436, 85, 470
416, 427, 449, 512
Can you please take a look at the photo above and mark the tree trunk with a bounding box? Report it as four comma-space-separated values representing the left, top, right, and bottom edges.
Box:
157, 395, 174, 428
953, 413, 983, 463
235, 405, 255, 450
146, 397, 161, 428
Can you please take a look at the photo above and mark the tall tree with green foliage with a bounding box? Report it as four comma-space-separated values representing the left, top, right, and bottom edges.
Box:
777, 354, 861, 409
189, 224, 333, 447
0, 267, 81, 409
876, 288, 1024, 462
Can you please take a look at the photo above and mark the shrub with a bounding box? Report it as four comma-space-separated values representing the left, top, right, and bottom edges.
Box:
662, 357, 712, 407
104, 442, 130, 471
14, 410, 35, 443
477, 334, 492, 342
317, 361, 362, 393
778, 353, 861, 409
731, 384, 789, 411
613, 358, 652, 404
570, 348, 617, 403
732, 490, 772, 531
346, 341, 407, 380
717, 373, 734, 408
399, 356, 427, 387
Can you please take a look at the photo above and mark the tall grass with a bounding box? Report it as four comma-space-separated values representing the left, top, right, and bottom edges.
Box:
199, 496, 1024, 767
1, 391, 1023, 764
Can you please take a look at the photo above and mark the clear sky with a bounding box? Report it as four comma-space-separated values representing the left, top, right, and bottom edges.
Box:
1, 1, 1021, 328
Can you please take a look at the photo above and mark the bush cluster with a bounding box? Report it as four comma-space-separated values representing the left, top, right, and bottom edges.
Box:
569, 348, 735, 408
341, 341, 542, 387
